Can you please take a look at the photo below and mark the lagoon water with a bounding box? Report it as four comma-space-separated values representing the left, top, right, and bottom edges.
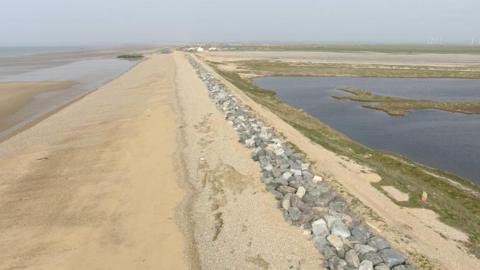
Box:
255, 76, 480, 184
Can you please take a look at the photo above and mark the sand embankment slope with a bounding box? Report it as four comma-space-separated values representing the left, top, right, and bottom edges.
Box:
174, 52, 323, 269
0, 54, 189, 269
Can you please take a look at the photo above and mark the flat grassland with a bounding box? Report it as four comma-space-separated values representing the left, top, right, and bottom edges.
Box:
234, 60, 480, 79
202, 49, 480, 257
333, 87, 480, 116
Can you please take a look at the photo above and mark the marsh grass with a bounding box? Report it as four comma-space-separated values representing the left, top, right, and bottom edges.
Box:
237, 60, 480, 79
117, 54, 144, 60
333, 87, 480, 116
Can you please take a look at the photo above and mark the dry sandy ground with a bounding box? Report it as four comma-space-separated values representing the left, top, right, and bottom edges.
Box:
0, 52, 323, 270
197, 53, 480, 270
205, 51, 480, 68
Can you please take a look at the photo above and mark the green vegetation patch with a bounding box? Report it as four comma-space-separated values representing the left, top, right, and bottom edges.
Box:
208, 62, 480, 258
117, 54, 144, 60
237, 60, 480, 79
333, 87, 480, 116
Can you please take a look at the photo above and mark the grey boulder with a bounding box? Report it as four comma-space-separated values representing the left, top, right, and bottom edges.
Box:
378, 249, 406, 268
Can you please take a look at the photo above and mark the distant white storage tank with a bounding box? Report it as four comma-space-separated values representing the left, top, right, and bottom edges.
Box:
196, 47, 205, 52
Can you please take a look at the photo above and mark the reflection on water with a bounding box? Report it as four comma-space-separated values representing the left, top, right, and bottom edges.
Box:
255, 76, 480, 184
0, 56, 138, 140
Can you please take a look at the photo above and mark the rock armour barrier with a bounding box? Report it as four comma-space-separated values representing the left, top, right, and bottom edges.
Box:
188, 56, 415, 270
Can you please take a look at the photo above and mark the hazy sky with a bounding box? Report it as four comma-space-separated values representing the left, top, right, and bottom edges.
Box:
1, 0, 480, 46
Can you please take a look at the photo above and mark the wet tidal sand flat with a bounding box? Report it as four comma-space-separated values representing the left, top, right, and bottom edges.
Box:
0, 54, 189, 269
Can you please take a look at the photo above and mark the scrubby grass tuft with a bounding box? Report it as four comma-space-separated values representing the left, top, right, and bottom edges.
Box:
117, 54, 144, 60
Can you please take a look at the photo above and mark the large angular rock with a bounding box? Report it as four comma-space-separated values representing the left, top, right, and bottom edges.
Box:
270, 190, 284, 200
316, 192, 337, 207
281, 171, 293, 181
303, 171, 314, 181
359, 260, 374, 270
290, 169, 302, 176
296, 186, 306, 198
351, 224, 371, 244
360, 251, 383, 266
328, 256, 347, 270
277, 185, 296, 194
368, 236, 391, 250
288, 207, 302, 222
345, 249, 360, 267
262, 163, 273, 171
331, 219, 351, 238
392, 265, 414, 270
313, 175, 323, 182
378, 249, 406, 268
374, 263, 390, 270
322, 245, 337, 260
313, 236, 329, 250
354, 244, 377, 256
290, 195, 309, 212
330, 201, 348, 214
327, 234, 345, 252
288, 180, 302, 189
312, 218, 329, 237
281, 194, 291, 210
324, 215, 340, 228
272, 167, 282, 178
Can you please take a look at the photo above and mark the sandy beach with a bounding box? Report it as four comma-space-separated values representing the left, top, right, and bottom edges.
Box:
0, 51, 479, 270
0, 52, 323, 269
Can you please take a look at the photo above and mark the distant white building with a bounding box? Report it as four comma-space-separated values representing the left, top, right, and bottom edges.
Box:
196, 47, 205, 52
208, 47, 218, 51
